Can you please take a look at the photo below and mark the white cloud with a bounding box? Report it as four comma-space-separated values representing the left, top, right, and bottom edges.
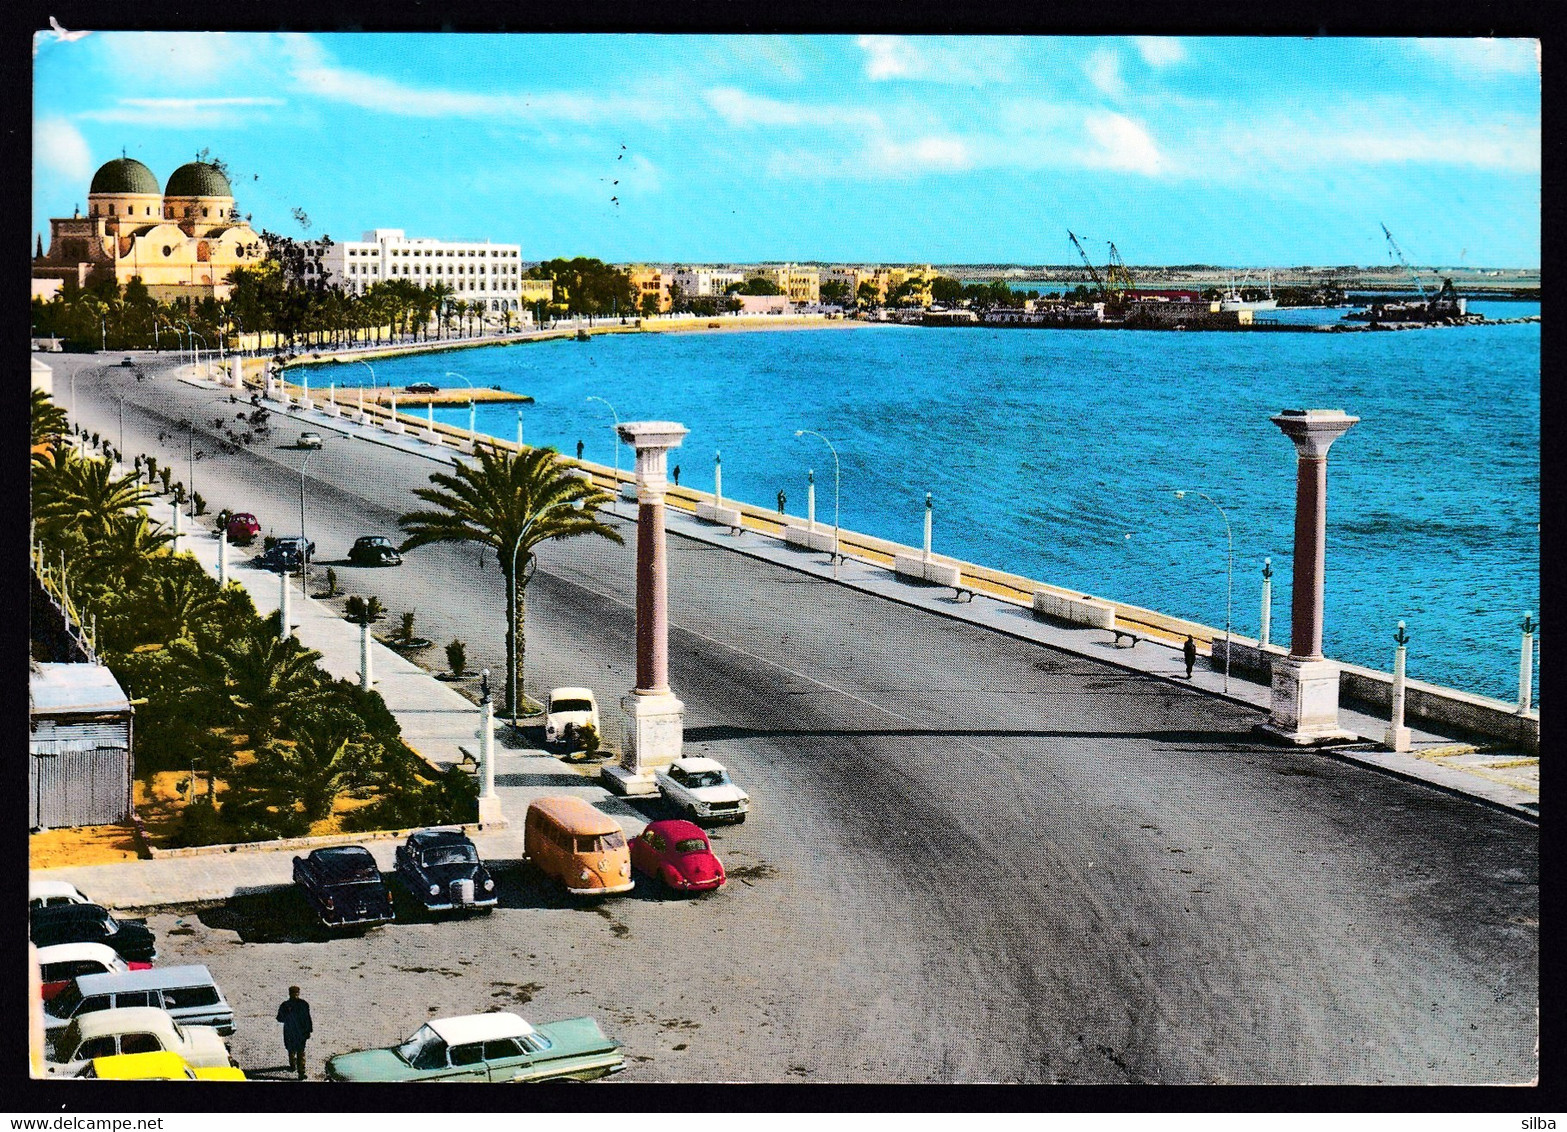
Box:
1212, 112, 1541, 174
1082, 112, 1163, 175
35, 117, 92, 182
1084, 50, 1126, 97
99, 32, 258, 86
1133, 37, 1186, 67
854, 35, 1017, 84
1417, 38, 1539, 76
79, 96, 284, 127
870, 135, 973, 172
703, 87, 880, 130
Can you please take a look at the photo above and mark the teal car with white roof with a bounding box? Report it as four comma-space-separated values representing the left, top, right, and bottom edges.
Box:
324, 1011, 624, 1082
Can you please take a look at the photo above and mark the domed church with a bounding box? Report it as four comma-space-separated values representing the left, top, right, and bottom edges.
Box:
33, 153, 265, 307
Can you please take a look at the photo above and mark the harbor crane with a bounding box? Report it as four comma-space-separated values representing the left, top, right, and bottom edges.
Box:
1067, 230, 1105, 297
1381, 223, 1430, 302
1105, 242, 1135, 300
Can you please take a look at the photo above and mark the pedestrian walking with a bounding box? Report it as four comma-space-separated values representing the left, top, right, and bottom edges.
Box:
1183, 635, 1198, 680
777, 489, 787, 514
671, 464, 681, 486
576, 439, 584, 461
276, 986, 313, 1080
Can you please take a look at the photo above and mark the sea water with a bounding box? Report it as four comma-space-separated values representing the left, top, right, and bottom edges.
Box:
322, 301, 1539, 702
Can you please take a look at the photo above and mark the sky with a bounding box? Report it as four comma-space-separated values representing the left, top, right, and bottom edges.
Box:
31, 33, 1541, 267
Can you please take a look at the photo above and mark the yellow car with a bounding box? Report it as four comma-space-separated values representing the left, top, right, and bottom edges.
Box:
78, 1050, 246, 1081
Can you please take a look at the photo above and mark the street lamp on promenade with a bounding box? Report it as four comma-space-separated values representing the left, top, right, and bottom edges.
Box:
445, 371, 476, 446
190, 332, 208, 378
299, 446, 319, 596
1174, 489, 1233, 693
794, 429, 841, 578
586, 396, 622, 514
351, 360, 376, 421
507, 498, 586, 728
177, 320, 193, 367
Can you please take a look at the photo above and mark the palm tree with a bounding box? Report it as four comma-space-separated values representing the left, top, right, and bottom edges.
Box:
32, 448, 152, 544
398, 446, 621, 715
261, 710, 369, 821
31, 388, 68, 454
141, 563, 228, 645
453, 299, 469, 340
430, 283, 454, 340
175, 625, 325, 750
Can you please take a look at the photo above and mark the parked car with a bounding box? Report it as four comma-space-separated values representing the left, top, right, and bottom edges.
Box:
404, 381, 439, 394
629, 819, 726, 894
523, 797, 632, 896
257, 535, 316, 571
292, 845, 395, 929
654, 757, 751, 824
44, 965, 234, 1035
30, 905, 157, 963
348, 535, 403, 567
36, 942, 152, 1002
543, 687, 599, 751
30, 879, 93, 910
119, 356, 136, 368
48, 1007, 232, 1077
325, 1011, 624, 1083
78, 1051, 246, 1081
395, 829, 497, 913
225, 512, 261, 546
298, 431, 324, 449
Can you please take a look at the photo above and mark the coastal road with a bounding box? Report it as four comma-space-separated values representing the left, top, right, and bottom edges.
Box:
58, 355, 1538, 1084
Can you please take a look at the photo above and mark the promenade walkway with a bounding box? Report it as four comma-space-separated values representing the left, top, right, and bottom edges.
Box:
34, 367, 1534, 911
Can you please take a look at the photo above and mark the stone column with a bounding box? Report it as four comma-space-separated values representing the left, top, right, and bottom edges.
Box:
807, 470, 816, 532
229, 356, 243, 389
279, 567, 291, 641
1518, 613, 1536, 715
1384, 621, 1411, 751
604, 421, 689, 796
359, 618, 372, 689
1259, 557, 1273, 649
922, 492, 933, 564
326, 383, 340, 418
300, 370, 313, 411
386, 392, 404, 434
218, 528, 228, 587
1262, 409, 1359, 745
170, 501, 182, 553
714, 451, 723, 509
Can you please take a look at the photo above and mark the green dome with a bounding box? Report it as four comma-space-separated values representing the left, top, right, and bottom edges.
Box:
164, 161, 233, 198
89, 157, 159, 196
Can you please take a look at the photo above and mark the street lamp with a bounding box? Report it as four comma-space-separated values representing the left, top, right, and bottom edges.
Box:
189, 331, 207, 378
299, 445, 319, 596
585, 396, 622, 515
177, 320, 193, 367
118, 394, 127, 460
1174, 489, 1233, 693
445, 371, 476, 446
508, 498, 586, 728
795, 429, 841, 578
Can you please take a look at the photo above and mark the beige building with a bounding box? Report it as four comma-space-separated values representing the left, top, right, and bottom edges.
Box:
627, 266, 671, 312
749, 264, 821, 305
32, 156, 265, 308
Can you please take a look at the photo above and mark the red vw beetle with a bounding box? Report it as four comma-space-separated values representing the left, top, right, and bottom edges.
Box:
226, 512, 261, 546
629, 820, 726, 894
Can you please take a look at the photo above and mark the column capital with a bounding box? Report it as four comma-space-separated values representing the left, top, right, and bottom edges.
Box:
1271, 409, 1359, 459
620, 421, 687, 503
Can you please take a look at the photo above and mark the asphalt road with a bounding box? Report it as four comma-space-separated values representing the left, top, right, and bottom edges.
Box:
54, 354, 1538, 1084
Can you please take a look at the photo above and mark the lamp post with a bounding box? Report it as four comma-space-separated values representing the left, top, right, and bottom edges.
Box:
1174, 489, 1233, 693
1260, 557, 1274, 649
352, 360, 375, 423
1519, 612, 1536, 715
795, 430, 841, 578
507, 498, 586, 729
445, 371, 476, 447
189, 331, 207, 378
299, 446, 318, 597
183, 419, 198, 518
117, 395, 127, 459
586, 396, 622, 515
177, 320, 193, 367
1385, 620, 1412, 751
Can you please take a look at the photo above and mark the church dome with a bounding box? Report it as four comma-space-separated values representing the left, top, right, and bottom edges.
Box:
89, 157, 159, 196
165, 161, 233, 198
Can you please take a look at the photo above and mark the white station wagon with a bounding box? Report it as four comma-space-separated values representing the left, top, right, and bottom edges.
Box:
48, 1007, 232, 1077
544, 687, 599, 752
654, 757, 751, 824
30, 879, 92, 910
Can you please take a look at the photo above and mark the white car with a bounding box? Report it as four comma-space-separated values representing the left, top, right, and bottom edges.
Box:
654, 757, 751, 824
36, 942, 148, 999
30, 879, 91, 910
298, 431, 324, 449
48, 1007, 232, 1077
543, 687, 599, 751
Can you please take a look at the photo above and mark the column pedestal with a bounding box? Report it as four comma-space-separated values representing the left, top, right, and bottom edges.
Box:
602, 691, 686, 795
1257, 657, 1357, 745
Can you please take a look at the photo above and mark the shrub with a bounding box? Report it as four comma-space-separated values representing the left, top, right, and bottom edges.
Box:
577, 721, 602, 757
169, 799, 227, 848
158, 467, 172, 492
192, 491, 207, 516
398, 610, 416, 644
445, 638, 466, 677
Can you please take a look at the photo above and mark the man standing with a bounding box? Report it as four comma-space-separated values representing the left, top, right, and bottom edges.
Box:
671, 464, 681, 487
1182, 635, 1198, 680
576, 439, 584, 462
776, 489, 787, 514
277, 985, 313, 1080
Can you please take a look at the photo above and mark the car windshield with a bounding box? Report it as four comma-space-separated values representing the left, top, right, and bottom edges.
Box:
50, 984, 83, 1016
394, 1025, 449, 1070
363, 538, 391, 547
687, 771, 729, 788
575, 831, 626, 854
675, 838, 709, 853
422, 845, 477, 867
551, 698, 594, 714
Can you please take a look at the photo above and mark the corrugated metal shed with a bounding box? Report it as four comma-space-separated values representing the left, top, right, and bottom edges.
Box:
30, 663, 131, 718
30, 663, 133, 830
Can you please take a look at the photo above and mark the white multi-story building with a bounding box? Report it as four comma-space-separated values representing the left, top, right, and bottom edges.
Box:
666, 267, 746, 298
318, 229, 524, 314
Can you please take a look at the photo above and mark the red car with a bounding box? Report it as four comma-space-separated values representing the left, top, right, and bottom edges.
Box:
226, 512, 261, 546
629, 819, 726, 894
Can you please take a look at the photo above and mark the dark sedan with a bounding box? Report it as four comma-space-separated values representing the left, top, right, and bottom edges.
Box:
29, 905, 157, 963
293, 845, 395, 929
395, 829, 497, 913
257, 536, 316, 572
348, 536, 403, 567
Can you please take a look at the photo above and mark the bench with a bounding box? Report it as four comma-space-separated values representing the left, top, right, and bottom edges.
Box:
1110, 628, 1139, 648
953, 587, 975, 603
456, 748, 480, 774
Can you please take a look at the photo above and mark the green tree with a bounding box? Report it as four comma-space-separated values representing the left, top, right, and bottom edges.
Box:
738, 276, 782, 296
31, 388, 68, 452
398, 446, 621, 715
175, 625, 326, 751
31, 447, 153, 545
856, 280, 881, 310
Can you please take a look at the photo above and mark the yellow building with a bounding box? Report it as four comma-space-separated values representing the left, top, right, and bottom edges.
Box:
626, 266, 670, 312
518, 278, 556, 305
32, 155, 265, 308
750, 264, 821, 305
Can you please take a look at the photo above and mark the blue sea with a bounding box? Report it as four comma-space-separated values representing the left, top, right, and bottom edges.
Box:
319, 302, 1540, 702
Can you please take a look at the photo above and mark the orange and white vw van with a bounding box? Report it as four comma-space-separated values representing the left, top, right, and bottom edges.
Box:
524, 797, 633, 896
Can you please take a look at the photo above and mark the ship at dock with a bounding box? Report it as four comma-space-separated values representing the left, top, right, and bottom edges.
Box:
1218, 272, 1278, 312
